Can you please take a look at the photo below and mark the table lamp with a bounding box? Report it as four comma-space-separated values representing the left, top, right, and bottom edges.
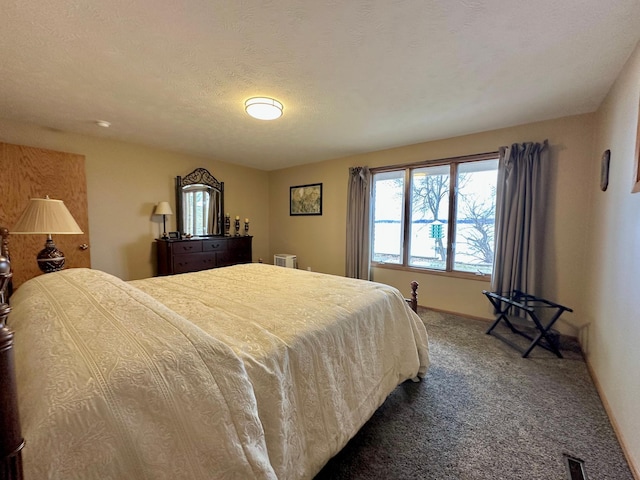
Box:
155, 201, 173, 239
11, 196, 83, 273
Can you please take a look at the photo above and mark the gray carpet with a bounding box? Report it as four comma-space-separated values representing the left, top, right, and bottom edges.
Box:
315, 309, 634, 479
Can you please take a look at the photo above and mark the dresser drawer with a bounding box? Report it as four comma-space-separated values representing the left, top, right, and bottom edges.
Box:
202, 238, 226, 251
171, 241, 202, 254
228, 236, 251, 252
217, 249, 251, 267
173, 252, 216, 274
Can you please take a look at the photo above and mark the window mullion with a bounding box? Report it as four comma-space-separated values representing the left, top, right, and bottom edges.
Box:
446, 163, 457, 271
402, 168, 411, 266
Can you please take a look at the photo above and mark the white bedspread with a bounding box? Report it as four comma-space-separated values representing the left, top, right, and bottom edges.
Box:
10, 265, 429, 479
131, 264, 430, 478
12, 269, 276, 480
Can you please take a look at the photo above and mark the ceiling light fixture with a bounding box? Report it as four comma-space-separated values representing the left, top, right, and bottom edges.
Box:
244, 97, 283, 120
96, 120, 111, 128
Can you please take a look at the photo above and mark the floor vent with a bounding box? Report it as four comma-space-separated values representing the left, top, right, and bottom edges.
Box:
564, 454, 588, 480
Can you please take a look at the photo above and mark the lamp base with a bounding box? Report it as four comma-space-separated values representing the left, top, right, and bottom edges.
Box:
37, 238, 65, 273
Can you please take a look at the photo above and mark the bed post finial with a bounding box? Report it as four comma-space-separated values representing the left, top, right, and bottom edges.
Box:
408, 281, 419, 313
0, 227, 8, 259
0, 252, 24, 480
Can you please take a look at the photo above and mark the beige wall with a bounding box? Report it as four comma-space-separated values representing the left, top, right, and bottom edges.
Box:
0, 119, 270, 280
269, 114, 595, 335
584, 41, 640, 476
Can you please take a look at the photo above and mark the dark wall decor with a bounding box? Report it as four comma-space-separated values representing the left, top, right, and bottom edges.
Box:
634, 95, 640, 193
290, 183, 322, 216
600, 149, 611, 191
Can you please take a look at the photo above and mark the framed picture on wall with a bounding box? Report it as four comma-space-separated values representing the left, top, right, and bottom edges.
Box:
290, 183, 322, 216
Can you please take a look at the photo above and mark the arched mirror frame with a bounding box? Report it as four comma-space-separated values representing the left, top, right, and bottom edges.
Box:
176, 167, 224, 236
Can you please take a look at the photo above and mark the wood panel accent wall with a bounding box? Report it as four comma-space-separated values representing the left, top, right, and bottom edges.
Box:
0, 142, 90, 287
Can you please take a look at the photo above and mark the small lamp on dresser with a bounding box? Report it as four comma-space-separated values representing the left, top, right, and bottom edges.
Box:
155, 201, 173, 239
11, 196, 84, 273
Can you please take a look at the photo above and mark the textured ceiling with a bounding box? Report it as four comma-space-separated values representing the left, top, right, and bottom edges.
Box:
1, 1, 639, 171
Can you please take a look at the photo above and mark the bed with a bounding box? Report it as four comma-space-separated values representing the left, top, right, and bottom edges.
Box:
0, 230, 430, 479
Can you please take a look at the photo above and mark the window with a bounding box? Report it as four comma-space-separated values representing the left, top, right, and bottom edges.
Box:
371, 153, 498, 276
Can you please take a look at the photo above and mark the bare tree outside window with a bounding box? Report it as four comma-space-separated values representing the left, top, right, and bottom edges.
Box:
456, 187, 496, 265
411, 171, 449, 262
454, 160, 497, 274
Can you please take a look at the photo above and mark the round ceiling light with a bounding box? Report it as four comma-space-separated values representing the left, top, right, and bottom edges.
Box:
245, 97, 283, 120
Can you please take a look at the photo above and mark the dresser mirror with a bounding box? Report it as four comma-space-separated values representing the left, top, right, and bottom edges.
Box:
176, 167, 224, 236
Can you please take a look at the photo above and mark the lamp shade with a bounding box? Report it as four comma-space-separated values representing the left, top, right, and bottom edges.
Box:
245, 97, 283, 120
155, 201, 173, 215
12, 197, 83, 234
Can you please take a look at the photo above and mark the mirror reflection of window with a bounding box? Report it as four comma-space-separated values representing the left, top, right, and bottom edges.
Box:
176, 168, 224, 236
183, 185, 214, 236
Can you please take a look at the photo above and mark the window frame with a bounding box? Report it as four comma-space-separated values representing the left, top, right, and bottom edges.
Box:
370, 151, 499, 280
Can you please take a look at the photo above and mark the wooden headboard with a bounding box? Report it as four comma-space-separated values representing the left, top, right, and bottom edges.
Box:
0, 227, 24, 480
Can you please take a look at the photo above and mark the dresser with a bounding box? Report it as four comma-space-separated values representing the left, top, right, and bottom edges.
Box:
156, 236, 252, 276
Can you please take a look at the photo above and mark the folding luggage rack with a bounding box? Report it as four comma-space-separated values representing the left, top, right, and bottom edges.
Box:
482, 290, 573, 358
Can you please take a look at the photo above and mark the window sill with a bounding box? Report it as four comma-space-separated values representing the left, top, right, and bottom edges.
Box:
371, 262, 492, 282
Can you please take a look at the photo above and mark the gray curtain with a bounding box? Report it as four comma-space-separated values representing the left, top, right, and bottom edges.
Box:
346, 166, 371, 279
491, 140, 550, 296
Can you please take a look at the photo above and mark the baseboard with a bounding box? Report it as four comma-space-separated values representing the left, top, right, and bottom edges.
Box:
583, 357, 640, 479
419, 305, 493, 323
421, 305, 579, 349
